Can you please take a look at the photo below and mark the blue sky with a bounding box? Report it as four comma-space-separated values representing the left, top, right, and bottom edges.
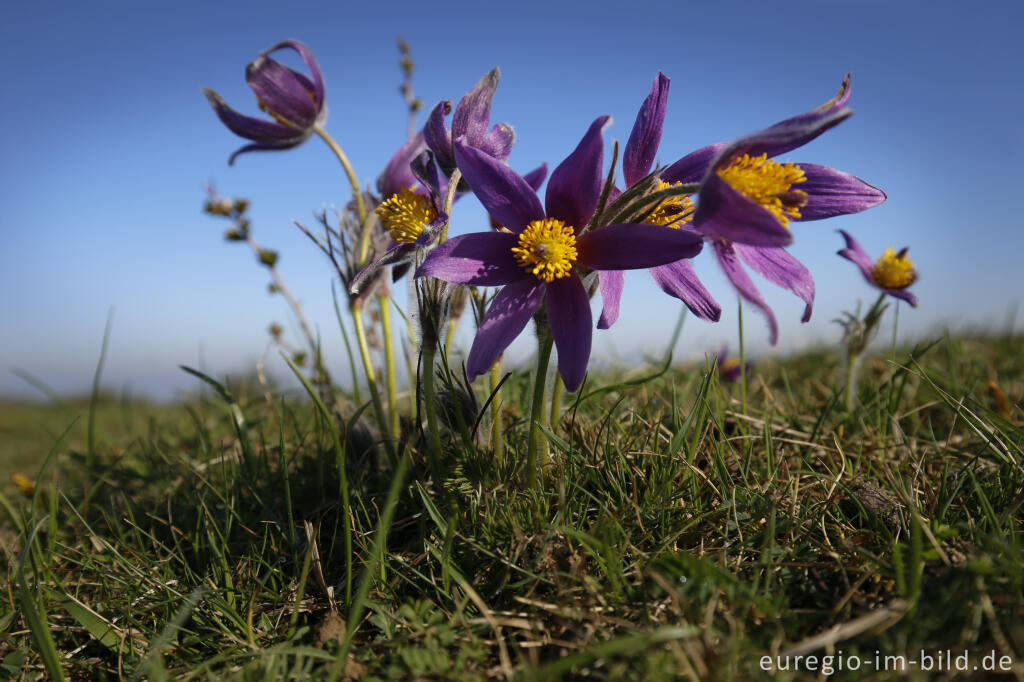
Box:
2, 0, 1022, 399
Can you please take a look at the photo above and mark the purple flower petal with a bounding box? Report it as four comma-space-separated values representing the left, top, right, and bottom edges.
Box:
415, 232, 522, 285
711, 80, 852, 166
545, 116, 610, 232
795, 164, 887, 220
203, 88, 301, 143
479, 122, 515, 162
424, 100, 454, 171
546, 275, 592, 393
467, 276, 546, 380
577, 223, 703, 270
624, 72, 669, 187
227, 140, 306, 165
452, 67, 501, 148
692, 175, 794, 247
661, 143, 728, 184
267, 40, 326, 111
245, 53, 320, 129
715, 240, 779, 345
378, 131, 427, 198
734, 244, 814, 323
454, 138, 545, 233
836, 229, 876, 282
522, 163, 549, 191
409, 149, 443, 201
649, 260, 722, 322
596, 270, 624, 329
886, 288, 918, 307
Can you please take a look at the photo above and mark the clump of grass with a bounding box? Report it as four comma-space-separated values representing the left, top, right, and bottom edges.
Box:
1, 332, 1022, 680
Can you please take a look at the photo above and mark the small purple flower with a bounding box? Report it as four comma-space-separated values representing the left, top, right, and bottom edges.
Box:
416, 117, 704, 392
658, 75, 887, 344
715, 345, 752, 383
424, 68, 515, 177
204, 40, 326, 165
837, 230, 918, 306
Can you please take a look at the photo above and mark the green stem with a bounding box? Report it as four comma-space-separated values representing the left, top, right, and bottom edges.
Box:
440, 169, 462, 242
526, 330, 554, 489
377, 294, 399, 439
549, 373, 563, 430
845, 350, 860, 411
421, 346, 444, 484
312, 126, 369, 259
489, 358, 504, 463
352, 304, 394, 461
738, 299, 747, 415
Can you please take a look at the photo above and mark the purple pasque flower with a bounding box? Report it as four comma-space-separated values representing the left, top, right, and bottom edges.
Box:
424, 68, 515, 177
597, 72, 721, 330
204, 40, 326, 165
657, 75, 887, 344
416, 117, 704, 392
837, 230, 918, 306
714, 345, 752, 383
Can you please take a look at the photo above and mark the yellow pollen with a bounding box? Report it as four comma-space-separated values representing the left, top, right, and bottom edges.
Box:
716, 153, 808, 227
375, 187, 437, 243
511, 218, 578, 282
647, 181, 695, 228
870, 247, 916, 290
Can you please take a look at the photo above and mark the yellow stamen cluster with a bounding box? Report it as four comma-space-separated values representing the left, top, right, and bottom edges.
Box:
375, 187, 438, 244
716, 153, 808, 227
646, 181, 695, 228
511, 218, 578, 282
870, 247, 916, 290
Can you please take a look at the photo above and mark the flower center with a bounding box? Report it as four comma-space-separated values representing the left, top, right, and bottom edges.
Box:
870, 247, 916, 290
375, 187, 438, 244
647, 181, 695, 228
716, 153, 808, 227
511, 218, 578, 282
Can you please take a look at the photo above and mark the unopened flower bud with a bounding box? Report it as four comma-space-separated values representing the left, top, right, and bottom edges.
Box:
258, 249, 278, 267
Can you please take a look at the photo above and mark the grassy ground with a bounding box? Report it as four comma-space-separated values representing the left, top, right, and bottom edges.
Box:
1, 332, 1022, 680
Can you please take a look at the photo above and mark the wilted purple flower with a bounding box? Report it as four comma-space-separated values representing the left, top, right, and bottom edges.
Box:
416, 117, 704, 392
204, 40, 326, 165
658, 75, 887, 343
837, 230, 918, 306
424, 68, 515, 177
597, 72, 721, 330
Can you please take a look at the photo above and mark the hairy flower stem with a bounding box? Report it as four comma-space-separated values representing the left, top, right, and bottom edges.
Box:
312, 126, 369, 259
844, 292, 888, 411
377, 295, 400, 439
526, 330, 554, 489
738, 300, 747, 416
844, 351, 861, 411
549, 374, 563, 429
420, 346, 445, 485
352, 303, 394, 462
489, 358, 504, 462
440, 169, 462, 242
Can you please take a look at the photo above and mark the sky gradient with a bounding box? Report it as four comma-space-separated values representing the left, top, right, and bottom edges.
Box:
2, 0, 1022, 399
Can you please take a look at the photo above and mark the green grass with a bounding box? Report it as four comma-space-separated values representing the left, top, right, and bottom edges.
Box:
1, 332, 1022, 680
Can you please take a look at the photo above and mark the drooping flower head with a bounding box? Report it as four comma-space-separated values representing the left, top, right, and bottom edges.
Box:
837, 230, 918, 306
204, 40, 326, 165
416, 117, 704, 392
655, 75, 887, 343
424, 68, 515, 178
